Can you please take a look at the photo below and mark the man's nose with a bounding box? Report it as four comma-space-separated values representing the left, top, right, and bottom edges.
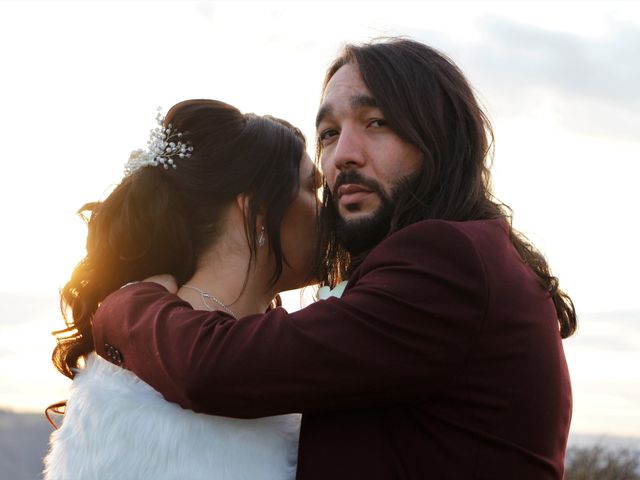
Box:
333, 128, 366, 171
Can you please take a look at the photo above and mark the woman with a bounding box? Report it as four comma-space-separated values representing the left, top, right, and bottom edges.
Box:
44, 99, 322, 479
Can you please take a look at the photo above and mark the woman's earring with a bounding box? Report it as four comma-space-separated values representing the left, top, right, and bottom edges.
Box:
258, 226, 266, 247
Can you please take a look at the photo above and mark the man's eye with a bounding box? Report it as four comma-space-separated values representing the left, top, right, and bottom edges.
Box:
368, 118, 387, 128
319, 129, 338, 141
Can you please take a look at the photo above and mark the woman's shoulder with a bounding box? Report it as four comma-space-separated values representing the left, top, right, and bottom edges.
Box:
71, 352, 161, 397
44, 353, 300, 480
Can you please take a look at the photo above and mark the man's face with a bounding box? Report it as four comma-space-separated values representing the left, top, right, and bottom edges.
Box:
316, 62, 423, 251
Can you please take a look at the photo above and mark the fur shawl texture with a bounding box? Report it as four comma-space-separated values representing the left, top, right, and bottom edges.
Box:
44, 354, 300, 480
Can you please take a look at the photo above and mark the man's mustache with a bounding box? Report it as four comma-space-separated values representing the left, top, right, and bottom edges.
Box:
332, 170, 385, 200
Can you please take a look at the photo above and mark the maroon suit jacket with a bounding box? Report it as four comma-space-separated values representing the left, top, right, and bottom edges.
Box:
93, 219, 572, 479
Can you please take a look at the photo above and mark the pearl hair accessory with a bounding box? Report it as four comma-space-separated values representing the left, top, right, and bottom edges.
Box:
124, 108, 194, 176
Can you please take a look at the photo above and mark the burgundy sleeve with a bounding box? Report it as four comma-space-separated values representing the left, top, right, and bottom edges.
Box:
93, 220, 488, 417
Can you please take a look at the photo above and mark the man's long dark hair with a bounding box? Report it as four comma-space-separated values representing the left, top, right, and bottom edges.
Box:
318, 38, 576, 339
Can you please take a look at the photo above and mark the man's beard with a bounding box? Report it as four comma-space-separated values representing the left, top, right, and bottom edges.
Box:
332, 170, 419, 256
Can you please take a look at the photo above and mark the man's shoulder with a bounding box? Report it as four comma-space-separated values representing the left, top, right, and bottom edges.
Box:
344, 219, 495, 313
346, 218, 512, 283
373, 218, 508, 255
348, 219, 504, 281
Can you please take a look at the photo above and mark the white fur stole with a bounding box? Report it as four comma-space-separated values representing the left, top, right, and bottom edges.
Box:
44, 353, 300, 480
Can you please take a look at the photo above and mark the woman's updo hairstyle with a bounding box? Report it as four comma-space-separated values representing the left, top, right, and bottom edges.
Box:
53, 99, 307, 379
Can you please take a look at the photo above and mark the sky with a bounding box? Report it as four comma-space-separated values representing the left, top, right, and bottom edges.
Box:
0, 0, 639, 439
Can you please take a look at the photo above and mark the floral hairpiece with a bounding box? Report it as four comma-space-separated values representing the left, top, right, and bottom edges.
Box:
124, 108, 194, 176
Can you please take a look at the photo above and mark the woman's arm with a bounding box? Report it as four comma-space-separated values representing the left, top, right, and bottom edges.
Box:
93, 220, 488, 417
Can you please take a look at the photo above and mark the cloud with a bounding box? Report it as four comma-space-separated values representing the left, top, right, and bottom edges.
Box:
568, 310, 640, 353
0, 293, 58, 357
0, 293, 57, 326
473, 17, 640, 105
410, 17, 640, 141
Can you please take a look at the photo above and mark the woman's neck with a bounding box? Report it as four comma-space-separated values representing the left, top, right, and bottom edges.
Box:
177, 249, 275, 319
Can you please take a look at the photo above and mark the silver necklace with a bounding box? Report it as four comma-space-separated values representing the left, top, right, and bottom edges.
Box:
182, 284, 238, 319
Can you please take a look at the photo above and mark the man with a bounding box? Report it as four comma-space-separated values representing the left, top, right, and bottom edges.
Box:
92, 39, 575, 479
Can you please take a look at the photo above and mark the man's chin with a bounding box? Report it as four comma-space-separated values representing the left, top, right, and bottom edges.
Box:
338, 209, 377, 222
338, 200, 381, 218
335, 208, 392, 256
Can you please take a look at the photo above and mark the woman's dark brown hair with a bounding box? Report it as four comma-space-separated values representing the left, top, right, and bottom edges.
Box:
52, 99, 309, 379
318, 38, 576, 339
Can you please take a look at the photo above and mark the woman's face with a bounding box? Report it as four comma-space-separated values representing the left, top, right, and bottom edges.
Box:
275, 152, 322, 291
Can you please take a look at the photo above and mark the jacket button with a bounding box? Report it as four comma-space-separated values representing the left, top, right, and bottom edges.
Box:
112, 349, 123, 365
104, 343, 123, 365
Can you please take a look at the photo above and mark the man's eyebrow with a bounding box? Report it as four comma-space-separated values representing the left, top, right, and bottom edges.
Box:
315, 104, 332, 128
315, 94, 378, 128
350, 94, 377, 111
